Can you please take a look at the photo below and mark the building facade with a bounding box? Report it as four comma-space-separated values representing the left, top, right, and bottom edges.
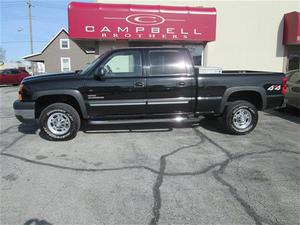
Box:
23, 1, 300, 74
24, 28, 95, 73
68, 0, 299, 73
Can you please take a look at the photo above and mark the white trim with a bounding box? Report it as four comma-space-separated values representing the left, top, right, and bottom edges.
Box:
41, 27, 68, 53
60, 38, 70, 50
197, 96, 222, 100
23, 27, 68, 59
22, 52, 42, 59
190, 11, 216, 15
85, 50, 96, 54
90, 102, 145, 106
60, 57, 71, 72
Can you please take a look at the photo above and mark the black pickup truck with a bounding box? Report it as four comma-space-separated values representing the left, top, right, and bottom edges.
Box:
14, 47, 285, 141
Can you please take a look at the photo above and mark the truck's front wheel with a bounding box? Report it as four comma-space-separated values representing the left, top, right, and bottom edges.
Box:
39, 103, 81, 141
223, 100, 258, 135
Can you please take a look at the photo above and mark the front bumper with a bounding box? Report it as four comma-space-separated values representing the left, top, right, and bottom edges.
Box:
13, 100, 36, 123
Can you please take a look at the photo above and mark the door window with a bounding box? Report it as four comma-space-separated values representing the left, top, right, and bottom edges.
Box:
3, 69, 18, 75
149, 50, 187, 76
184, 45, 203, 66
289, 71, 300, 83
2, 70, 11, 75
103, 51, 142, 77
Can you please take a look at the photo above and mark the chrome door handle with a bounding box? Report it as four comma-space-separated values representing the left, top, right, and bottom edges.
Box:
134, 81, 145, 87
177, 81, 186, 87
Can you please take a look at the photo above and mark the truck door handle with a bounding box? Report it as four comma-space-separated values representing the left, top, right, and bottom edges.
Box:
134, 81, 145, 87
177, 81, 186, 87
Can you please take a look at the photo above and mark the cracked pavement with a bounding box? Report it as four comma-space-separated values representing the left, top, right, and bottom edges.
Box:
1, 86, 300, 225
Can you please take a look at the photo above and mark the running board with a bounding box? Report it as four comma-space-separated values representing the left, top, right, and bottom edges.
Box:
88, 116, 199, 125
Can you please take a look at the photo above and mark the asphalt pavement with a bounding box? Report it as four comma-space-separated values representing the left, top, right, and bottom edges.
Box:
1, 85, 299, 225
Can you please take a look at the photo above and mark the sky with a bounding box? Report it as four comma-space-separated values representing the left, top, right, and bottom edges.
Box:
0, 0, 91, 62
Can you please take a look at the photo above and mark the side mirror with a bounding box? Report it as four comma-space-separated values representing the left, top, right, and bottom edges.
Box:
94, 67, 106, 80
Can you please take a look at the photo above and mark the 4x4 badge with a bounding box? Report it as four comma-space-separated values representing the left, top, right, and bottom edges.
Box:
267, 85, 281, 91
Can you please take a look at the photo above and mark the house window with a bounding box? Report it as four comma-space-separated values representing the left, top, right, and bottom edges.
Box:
60, 39, 70, 49
61, 57, 71, 72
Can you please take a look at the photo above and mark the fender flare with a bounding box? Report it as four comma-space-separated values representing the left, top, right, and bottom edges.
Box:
32, 89, 88, 119
220, 86, 267, 113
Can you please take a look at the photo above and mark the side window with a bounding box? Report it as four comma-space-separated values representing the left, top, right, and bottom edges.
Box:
3, 70, 11, 75
11, 69, 20, 74
149, 50, 187, 76
103, 51, 142, 77
184, 45, 203, 66
289, 71, 300, 83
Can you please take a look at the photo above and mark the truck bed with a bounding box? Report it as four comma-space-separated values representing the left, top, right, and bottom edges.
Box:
195, 69, 284, 114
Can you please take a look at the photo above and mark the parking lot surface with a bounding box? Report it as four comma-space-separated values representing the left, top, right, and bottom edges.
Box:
1, 85, 299, 225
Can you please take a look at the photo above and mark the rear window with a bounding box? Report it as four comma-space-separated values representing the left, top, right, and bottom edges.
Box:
149, 50, 187, 76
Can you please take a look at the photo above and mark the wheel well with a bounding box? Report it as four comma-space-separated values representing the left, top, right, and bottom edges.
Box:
227, 91, 263, 110
35, 95, 82, 119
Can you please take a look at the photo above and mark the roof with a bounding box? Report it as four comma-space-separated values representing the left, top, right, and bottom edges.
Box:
109, 47, 188, 50
23, 27, 68, 59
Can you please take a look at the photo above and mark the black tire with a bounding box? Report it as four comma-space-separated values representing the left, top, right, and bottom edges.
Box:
204, 114, 220, 119
39, 103, 81, 141
223, 100, 258, 135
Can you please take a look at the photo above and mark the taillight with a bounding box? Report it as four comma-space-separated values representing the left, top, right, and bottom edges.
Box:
18, 84, 23, 101
281, 76, 288, 95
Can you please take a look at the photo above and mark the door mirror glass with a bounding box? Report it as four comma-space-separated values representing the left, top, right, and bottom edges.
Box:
94, 67, 107, 80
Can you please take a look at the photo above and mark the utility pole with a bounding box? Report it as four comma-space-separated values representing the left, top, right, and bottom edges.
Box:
27, 0, 34, 75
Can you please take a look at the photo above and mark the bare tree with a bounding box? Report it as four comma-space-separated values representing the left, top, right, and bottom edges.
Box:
0, 47, 6, 62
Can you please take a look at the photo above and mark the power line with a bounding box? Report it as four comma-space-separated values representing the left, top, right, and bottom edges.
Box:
1, 41, 48, 43
1, 0, 70, 3
32, 5, 66, 10
1, 1, 69, 8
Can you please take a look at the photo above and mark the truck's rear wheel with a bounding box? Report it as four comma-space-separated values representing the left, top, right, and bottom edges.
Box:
223, 100, 258, 135
40, 103, 80, 141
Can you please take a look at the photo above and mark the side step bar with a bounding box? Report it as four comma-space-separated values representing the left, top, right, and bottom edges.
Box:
88, 116, 199, 125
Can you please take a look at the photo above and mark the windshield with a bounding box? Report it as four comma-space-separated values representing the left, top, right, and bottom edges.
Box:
80, 51, 109, 75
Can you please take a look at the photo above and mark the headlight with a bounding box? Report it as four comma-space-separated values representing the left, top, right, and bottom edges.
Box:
18, 84, 23, 101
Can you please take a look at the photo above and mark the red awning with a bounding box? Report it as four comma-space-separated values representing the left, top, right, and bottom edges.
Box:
68, 2, 216, 42
283, 11, 300, 45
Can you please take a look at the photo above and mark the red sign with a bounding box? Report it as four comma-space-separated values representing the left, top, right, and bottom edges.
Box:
283, 11, 300, 45
68, 2, 217, 42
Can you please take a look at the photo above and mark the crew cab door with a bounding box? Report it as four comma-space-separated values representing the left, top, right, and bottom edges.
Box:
145, 49, 196, 114
83, 50, 146, 118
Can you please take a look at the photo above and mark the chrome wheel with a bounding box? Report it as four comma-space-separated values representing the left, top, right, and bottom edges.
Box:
232, 108, 252, 130
47, 112, 71, 135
